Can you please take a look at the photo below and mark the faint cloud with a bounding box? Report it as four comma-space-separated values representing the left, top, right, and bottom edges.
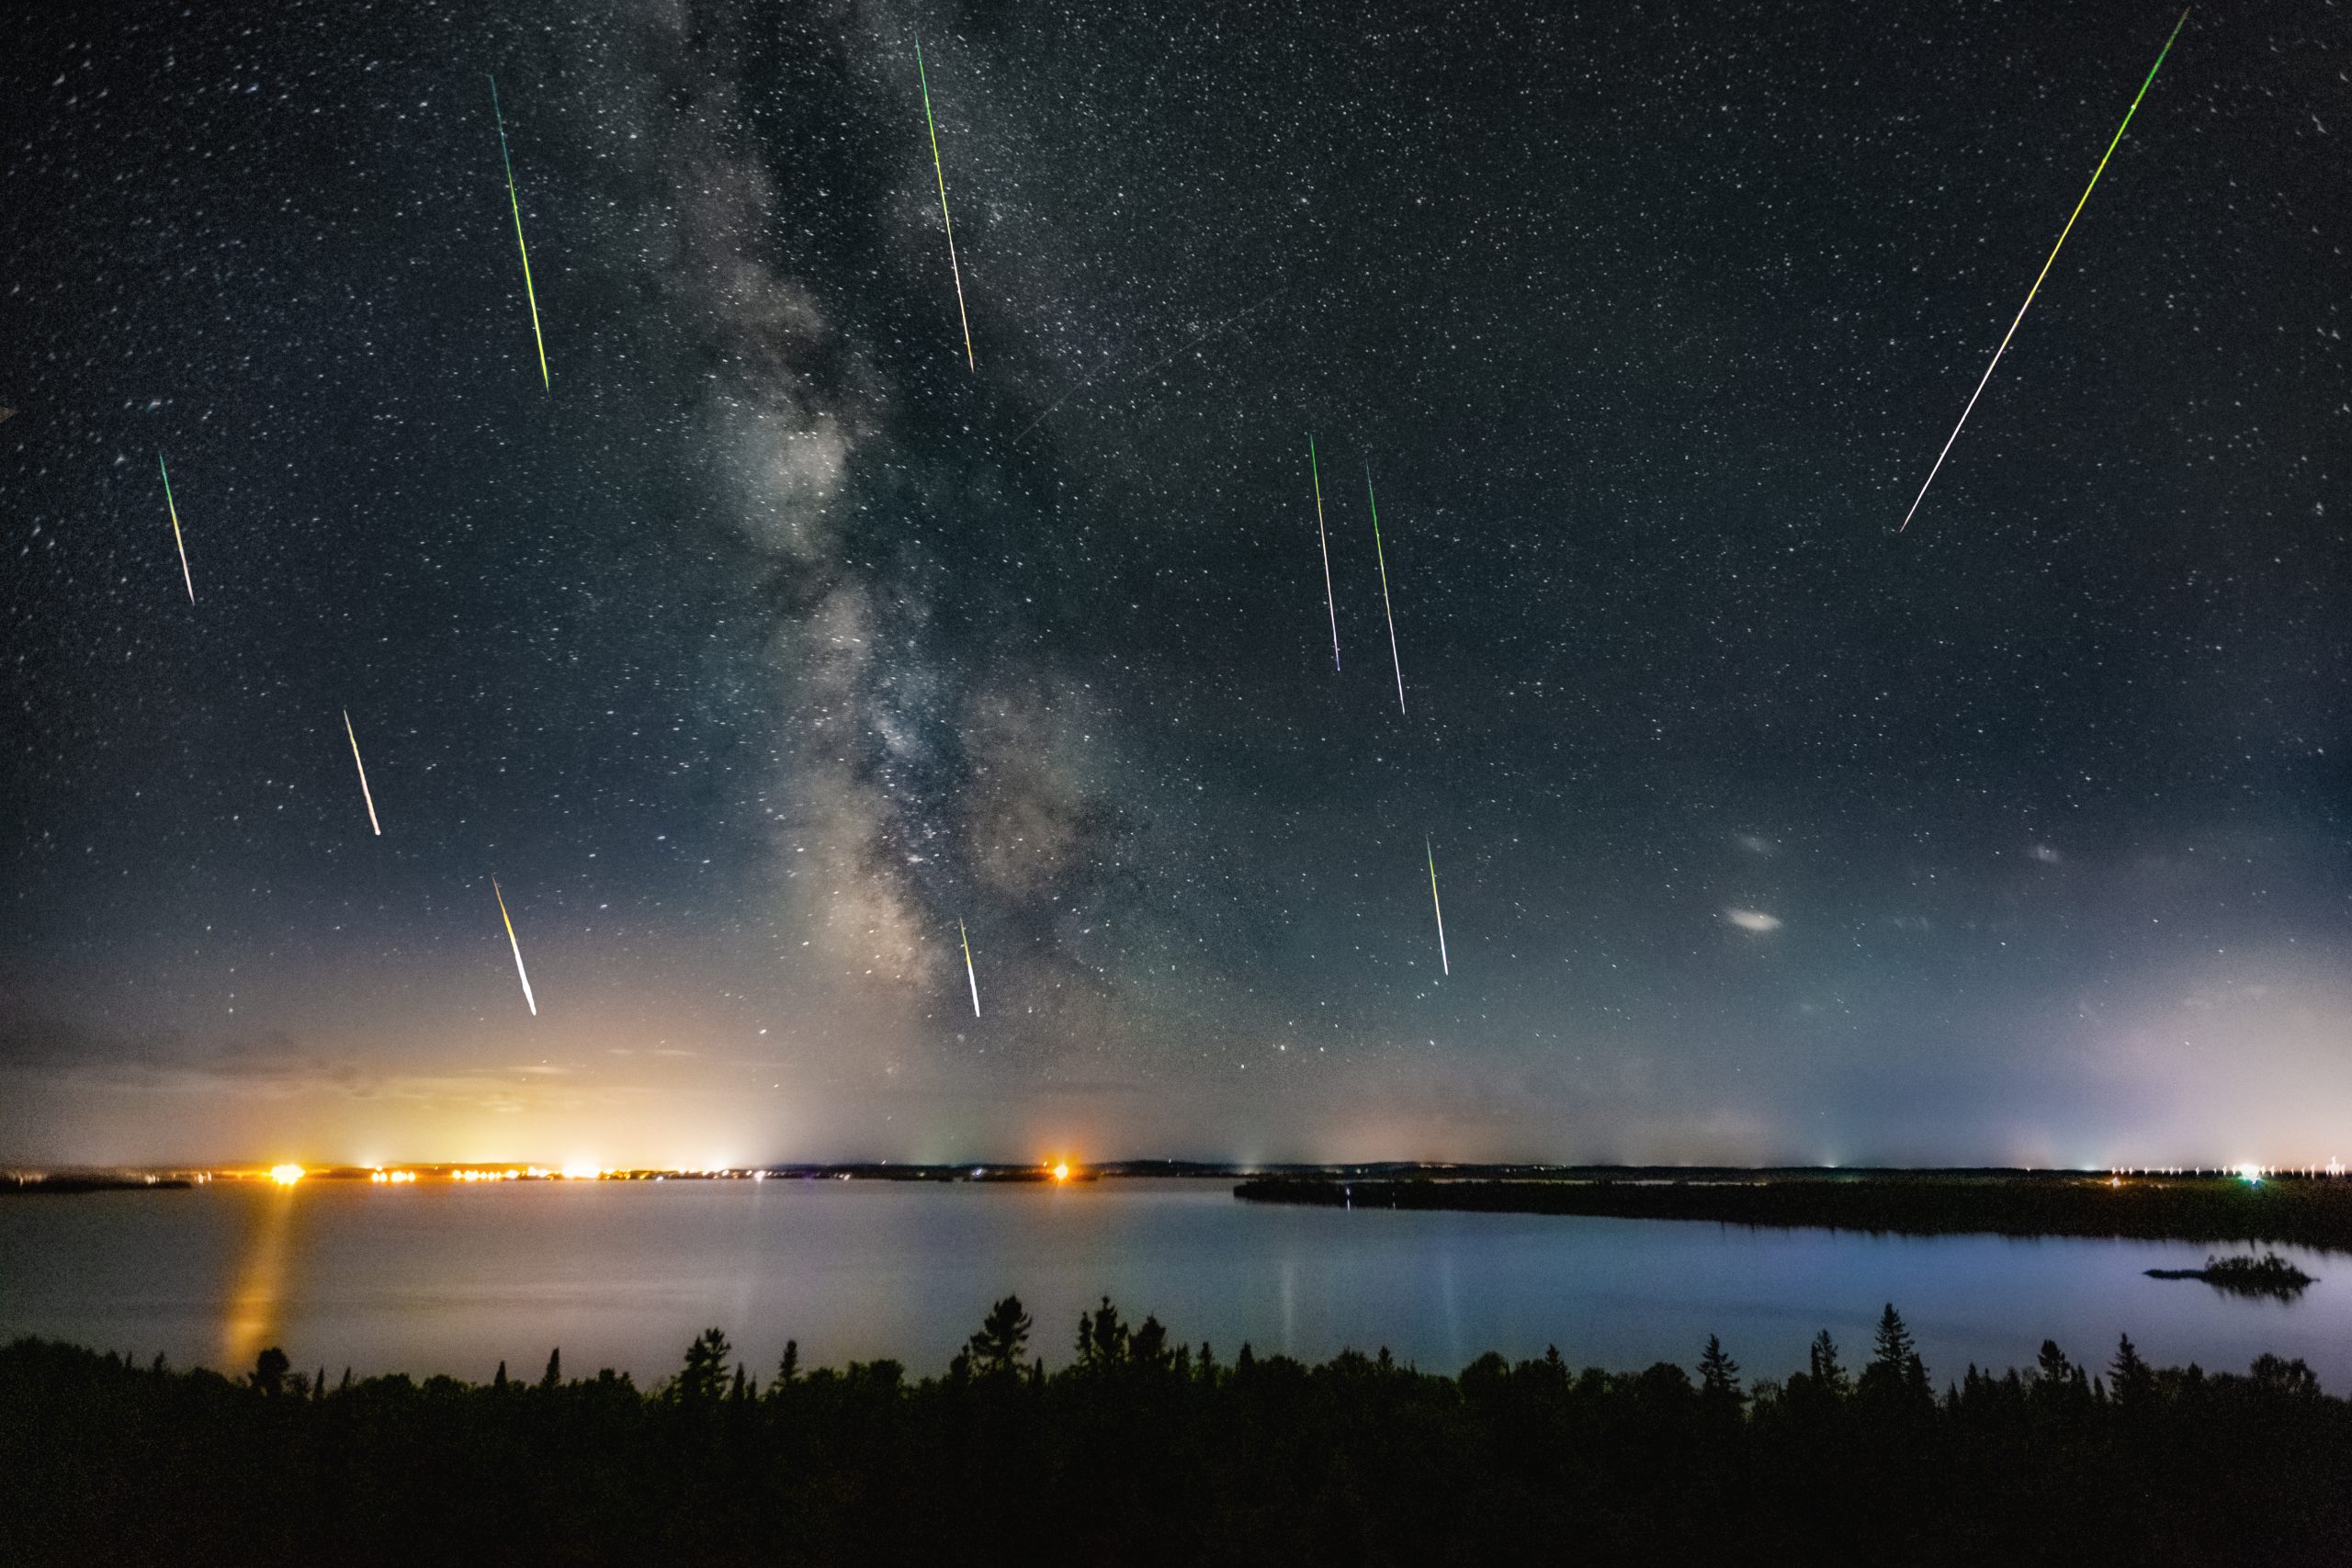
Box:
1724, 908, 1782, 933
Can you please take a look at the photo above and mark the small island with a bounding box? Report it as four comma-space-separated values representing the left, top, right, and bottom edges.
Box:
2147, 1253, 2316, 1300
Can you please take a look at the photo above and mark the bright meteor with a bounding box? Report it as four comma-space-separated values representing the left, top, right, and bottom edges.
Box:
157, 454, 194, 604
914, 39, 976, 372
492, 876, 537, 1017
343, 710, 381, 836
1366, 464, 1406, 716
489, 75, 549, 390
1309, 436, 1340, 672
1427, 837, 1449, 976
959, 918, 981, 1018
1898, 9, 2188, 533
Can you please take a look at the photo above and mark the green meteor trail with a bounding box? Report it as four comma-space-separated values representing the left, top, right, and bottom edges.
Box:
158, 453, 193, 604
1366, 463, 1405, 715
1310, 436, 1340, 671
489, 75, 549, 389
914, 39, 976, 372
1899, 9, 2188, 533
1427, 837, 1449, 976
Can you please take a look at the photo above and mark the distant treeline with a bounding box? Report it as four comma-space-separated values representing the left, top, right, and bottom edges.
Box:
1236, 1173, 2352, 1250
0, 1174, 191, 1196
6, 1297, 2351, 1565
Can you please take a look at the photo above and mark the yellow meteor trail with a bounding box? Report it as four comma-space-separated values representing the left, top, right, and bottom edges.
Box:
914, 39, 975, 371
343, 710, 380, 836
959, 918, 980, 1017
1366, 464, 1405, 716
158, 454, 194, 604
1310, 436, 1340, 671
492, 876, 537, 1016
1899, 10, 2188, 533
1427, 836, 1449, 976
489, 75, 549, 389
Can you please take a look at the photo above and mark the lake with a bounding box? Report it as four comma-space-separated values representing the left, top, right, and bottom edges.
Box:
4, 1178, 2345, 1388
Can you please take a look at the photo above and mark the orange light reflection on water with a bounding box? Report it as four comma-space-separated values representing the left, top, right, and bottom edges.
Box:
221, 1183, 300, 1373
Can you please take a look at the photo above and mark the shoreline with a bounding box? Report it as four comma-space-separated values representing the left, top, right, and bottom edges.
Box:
1234, 1173, 2352, 1251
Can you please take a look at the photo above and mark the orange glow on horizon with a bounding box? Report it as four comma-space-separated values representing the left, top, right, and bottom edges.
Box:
267, 1164, 305, 1187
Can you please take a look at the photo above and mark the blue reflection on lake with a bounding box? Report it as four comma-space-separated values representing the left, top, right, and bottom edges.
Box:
2, 1178, 2340, 1387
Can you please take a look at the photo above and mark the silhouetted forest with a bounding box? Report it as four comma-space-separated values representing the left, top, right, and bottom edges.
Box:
6, 1298, 2350, 1566
1237, 1172, 2352, 1249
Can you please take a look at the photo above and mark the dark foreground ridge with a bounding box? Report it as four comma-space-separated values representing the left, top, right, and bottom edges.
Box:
1236, 1171, 2352, 1250
7, 1298, 2351, 1567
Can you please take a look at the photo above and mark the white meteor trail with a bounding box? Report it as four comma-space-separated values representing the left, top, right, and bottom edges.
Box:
1427, 837, 1449, 976
1898, 9, 2188, 533
493, 876, 537, 1016
959, 919, 981, 1017
1309, 435, 1340, 671
1366, 464, 1405, 716
158, 454, 194, 604
343, 710, 381, 835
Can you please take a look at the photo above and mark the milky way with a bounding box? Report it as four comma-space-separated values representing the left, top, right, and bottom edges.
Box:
1, 0, 2345, 1168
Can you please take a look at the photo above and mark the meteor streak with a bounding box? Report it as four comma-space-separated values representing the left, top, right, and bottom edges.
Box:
158, 453, 194, 604
343, 710, 380, 836
1427, 837, 1449, 976
1309, 436, 1340, 671
492, 876, 537, 1016
1366, 464, 1405, 715
959, 918, 981, 1018
1898, 9, 2188, 533
489, 75, 549, 389
914, 39, 976, 372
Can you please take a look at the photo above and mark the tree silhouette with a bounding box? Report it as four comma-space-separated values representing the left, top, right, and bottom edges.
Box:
965, 1295, 1033, 1377
540, 1348, 561, 1390
2109, 1335, 2152, 1407
1699, 1335, 1744, 1406
251, 1347, 289, 1397
1860, 1304, 1931, 1410
1131, 1314, 1171, 1371
1807, 1330, 1848, 1395
1870, 1304, 1915, 1371
1076, 1297, 1130, 1370
674, 1328, 732, 1404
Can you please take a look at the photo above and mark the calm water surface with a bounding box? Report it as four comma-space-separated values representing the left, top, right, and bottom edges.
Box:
4, 1179, 2344, 1388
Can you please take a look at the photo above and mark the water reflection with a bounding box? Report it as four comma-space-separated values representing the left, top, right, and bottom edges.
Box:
4, 1180, 2348, 1391
221, 1185, 300, 1371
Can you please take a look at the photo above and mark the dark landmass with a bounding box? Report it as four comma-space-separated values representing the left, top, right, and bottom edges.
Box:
0, 1174, 192, 1196
2147, 1253, 2317, 1300
6, 1297, 2350, 1566
1236, 1173, 2352, 1251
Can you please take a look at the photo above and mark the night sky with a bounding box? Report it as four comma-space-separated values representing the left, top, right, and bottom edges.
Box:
3, 1, 2346, 1168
